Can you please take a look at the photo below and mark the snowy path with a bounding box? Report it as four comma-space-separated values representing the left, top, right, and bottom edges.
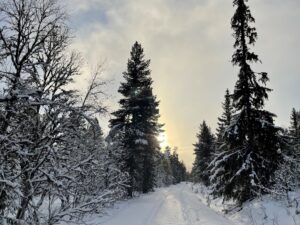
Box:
96, 183, 236, 225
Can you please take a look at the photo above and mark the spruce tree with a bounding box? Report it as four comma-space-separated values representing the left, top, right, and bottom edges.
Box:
110, 42, 162, 196
192, 121, 215, 186
289, 108, 300, 150
273, 110, 300, 198
210, 0, 281, 203
169, 148, 187, 184
216, 89, 233, 152
154, 148, 173, 187
162, 146, 174, 185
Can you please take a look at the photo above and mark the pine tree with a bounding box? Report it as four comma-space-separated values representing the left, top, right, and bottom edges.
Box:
110, 42, 162, 196
210, 0, 281, 204
216, 89, 233, 152
192, 121, 215, 186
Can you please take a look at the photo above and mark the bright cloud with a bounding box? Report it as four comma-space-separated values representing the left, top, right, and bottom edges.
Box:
66, 0, 300, 169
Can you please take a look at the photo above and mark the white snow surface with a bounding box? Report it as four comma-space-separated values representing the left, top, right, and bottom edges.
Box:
192, 184, 300, 225
64, 183, 235, 225
62, 183, 300, 225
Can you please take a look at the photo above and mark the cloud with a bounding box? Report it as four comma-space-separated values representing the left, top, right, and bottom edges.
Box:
66, 0, 300, 169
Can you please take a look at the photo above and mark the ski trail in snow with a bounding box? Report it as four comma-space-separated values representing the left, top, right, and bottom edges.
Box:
95, 183, 237, 225
149, 186, 186, 225
178, 184, 235, 225
143, 191, 168, 225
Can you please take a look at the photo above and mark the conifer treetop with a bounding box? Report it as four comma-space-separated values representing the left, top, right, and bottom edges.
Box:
231, 0, 271, 112
231, 0, 259, 66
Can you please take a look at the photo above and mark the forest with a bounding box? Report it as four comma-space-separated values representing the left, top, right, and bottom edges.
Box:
0, 0, 299, 225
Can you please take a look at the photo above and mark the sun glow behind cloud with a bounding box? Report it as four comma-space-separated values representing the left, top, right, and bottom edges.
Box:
158, 132, 168, 149
67, 0, 300, 170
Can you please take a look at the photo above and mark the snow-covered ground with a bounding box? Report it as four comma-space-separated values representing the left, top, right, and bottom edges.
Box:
192, 184, 300, 225
66, 183, 235, 225
62, 183, 300, 225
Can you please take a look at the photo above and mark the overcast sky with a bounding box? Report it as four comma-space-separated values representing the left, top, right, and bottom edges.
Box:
66, 0, 300, 170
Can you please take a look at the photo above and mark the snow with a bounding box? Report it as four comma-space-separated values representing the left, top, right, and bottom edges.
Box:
58, 183, 300, 225
134, 139, 148, 145
61, 183, 235, 225
192, 184, 300, 225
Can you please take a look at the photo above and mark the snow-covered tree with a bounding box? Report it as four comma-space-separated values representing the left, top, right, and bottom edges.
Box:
210, 0, 281, 204
274, 109, 300, 199
169, 149, 187, 184
0, 1, 124, 224
216, 89, 233, 153
105, 127, 130, 199
192, 121, 215, 186
109, 42, 162, 196
0, 0, 80, 222
273, 154, 299, 201
289, 108, 300, 151
40, 65, 128, 224
154, 147, 174, 187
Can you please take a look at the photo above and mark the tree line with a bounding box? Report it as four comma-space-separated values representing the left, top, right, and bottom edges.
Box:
0, 0, 187, 224
192, 0, 299, 206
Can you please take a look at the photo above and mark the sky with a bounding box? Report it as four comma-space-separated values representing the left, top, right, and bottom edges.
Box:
65, 0, 300, 170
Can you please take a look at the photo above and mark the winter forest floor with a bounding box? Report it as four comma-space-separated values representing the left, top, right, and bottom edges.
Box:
62, 182, 300, 225
65, 183, 235, 225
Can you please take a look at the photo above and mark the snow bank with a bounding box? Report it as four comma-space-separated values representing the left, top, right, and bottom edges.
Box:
191, 183, 300, 225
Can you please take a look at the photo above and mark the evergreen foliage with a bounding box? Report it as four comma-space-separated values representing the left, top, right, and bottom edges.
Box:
155, 147, 187, 187
155, 147, 174, 187
216, 89, 233, 153
209, 0, 282, 204
192, 121, 215, 186
1, 0, 298, 222
273, 110, 300, 200
170, 149, 188, 184
110, 42, 162, 196
289, 108, 300, 150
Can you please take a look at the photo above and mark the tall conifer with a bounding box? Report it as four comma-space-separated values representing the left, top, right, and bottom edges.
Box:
110, 42, 162, 196
192, 121, 215, 186
216, 89, 233, 152
210, 0, 281, 203
289, 108, 300, 150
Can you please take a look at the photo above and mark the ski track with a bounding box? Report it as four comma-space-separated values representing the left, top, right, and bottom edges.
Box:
97, 183, 237, 225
